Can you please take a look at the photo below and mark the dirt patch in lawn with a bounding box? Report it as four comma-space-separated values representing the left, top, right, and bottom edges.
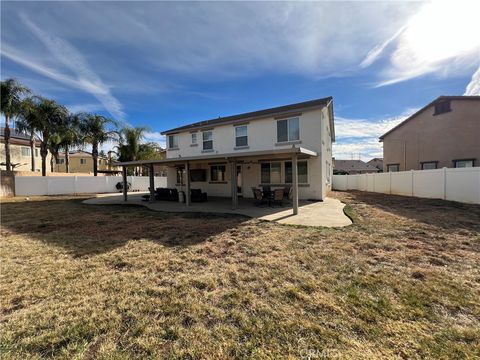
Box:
1, 192, 479, 359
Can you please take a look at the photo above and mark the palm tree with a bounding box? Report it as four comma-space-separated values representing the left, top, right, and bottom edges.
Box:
1, 79, 30, 171
16, 97, 40, 172
79, 114, 116, 176
117, 126, 149, 175
47, 133, 62, 172
60, 113, 82, 173
34, 98, 69, 176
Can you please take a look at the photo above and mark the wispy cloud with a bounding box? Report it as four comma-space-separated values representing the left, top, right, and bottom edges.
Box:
333, 109, 416, 161
361, 1, 480, 88
3, 14, 125, 120
144, 131, 166, 148
464, 63, 480, 95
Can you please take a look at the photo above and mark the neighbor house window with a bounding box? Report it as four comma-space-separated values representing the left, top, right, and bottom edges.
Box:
210, 164, 226, 182
261, 162, 281, 184
21, 147, 31, 157
176, 167, 185, 185
387, 164, 400, 172
168, 134, 179, 149
56, 158, 65, 165
35, 148, 39, 157
191, 133, 197, 145
453, 159, 474, 168
203, 131, 213, 150
235, 125, 248, 147
80, 158, 87, 165
421, 161, 437, 170
434, 100, 451, 115
277, 117, 299, 143
285, 161, 308, 183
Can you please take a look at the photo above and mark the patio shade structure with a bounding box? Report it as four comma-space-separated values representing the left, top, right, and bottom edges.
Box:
114, 146, 317, 215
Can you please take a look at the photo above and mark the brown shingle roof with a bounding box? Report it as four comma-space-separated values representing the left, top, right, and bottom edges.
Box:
161, 97, 333, 135
333, 159, 379, 172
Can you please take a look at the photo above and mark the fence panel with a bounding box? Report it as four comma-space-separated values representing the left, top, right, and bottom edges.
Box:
332, 167, 480, 204
15, 176, 167, 196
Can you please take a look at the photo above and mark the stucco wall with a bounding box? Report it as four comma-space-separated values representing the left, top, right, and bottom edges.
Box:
0, 143, 50, 173
382, 99, 480, 171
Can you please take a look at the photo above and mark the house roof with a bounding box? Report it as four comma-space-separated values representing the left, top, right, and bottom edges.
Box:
114, 146, 317, 167
333, 159, 379, 172
0, 127, 41, 146
379, 95, 480, 141
161, 97, 334, 140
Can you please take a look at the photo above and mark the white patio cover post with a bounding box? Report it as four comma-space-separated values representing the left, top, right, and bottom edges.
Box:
185, 161, 191, 206
231, 159, 237, 210
122, 166, 128, 202
149, 164, 155, 202
292, 153, 299, 215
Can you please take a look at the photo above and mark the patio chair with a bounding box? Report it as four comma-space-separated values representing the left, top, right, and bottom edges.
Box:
253, 188, 267, 207
283, 186, 291, 200
190, 189, 208, 202
272, 188, 284, 207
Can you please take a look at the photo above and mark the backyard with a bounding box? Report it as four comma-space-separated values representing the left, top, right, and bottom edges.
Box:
0, 191, 479, 359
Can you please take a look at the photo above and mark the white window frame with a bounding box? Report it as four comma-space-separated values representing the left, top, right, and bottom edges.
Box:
285, 161, 308, 184
277, 117, 300, 143
191, 133, 197, 145
387, 164, 400, 172
80, 158, 87, 165
235, 125, 248, 147
168, 134, 179, 149
203, 131, 213, 151
21, 147, 31, 157
421, 161, 437, 170
210, 164, 226, 182
261, 162, 281, 184
453, 159, 474, 168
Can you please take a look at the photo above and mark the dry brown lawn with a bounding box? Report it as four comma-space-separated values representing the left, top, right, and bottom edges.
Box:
0, 191, 479, 359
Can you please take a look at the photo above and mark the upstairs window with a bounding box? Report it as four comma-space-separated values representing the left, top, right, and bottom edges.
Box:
434, 100, 451, 115
168, 134, 179, 149
80, 158, 87, 165
387, 164, 400, 172
210, 165, 226, 182
203, 131, 213, 150
21, 147, 31, 157
191, 133, 197, 145
235, 125, 248, 147
277, 117, 299, 143
453, 159, 474, 168
56, 158, 65, 165
421, 161, 437, 170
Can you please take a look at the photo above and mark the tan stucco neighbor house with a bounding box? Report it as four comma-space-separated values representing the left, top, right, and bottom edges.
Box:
55, 150, 120, 174
114, 97, 335, 215
380, 96, 480, 172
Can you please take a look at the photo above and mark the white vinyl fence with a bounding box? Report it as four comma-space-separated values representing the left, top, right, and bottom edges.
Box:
333, 167, 480, 204
15, 176, 167, 196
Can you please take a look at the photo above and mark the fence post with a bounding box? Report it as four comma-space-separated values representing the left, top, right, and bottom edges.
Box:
443, 167, 447, 200
389, 171, 392, 194
411, 169, 414, 196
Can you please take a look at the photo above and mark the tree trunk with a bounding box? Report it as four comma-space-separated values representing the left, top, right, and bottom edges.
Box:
4, 115, 11, 172
65, 146, 70, 173
29, 131, 36, 172
92, 143, 98, 176
40, 135, 48, 176
50, 155, 54, 173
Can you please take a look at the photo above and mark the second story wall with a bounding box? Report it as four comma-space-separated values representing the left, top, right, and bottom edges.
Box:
165, 107, 325, 158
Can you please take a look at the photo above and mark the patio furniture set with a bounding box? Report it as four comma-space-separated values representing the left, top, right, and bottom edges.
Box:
142, 188, 208, 202
252, 186, 292, 207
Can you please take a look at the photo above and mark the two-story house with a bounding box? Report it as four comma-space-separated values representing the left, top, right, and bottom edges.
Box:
115, 98, 335, 214
380, 96, 480, 171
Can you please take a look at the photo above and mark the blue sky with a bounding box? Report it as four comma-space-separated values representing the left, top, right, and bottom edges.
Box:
1, 1, 479, 160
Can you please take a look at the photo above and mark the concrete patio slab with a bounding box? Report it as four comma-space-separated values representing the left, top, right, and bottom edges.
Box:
83, 193, 352, 227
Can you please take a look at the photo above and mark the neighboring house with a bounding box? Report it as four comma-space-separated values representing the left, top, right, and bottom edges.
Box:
161, 97, 334, 202
333, 159, 380, 174
367, 158, 383, 172
55, 150, 120, 174
0, 127, 51, 172
380, 96, 480, 172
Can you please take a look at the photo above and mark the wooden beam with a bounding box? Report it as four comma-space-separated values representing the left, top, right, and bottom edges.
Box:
185, 162, 191, 206
122, 166, 128, 202
292, 153, 298, 215
149, 164, 155, 202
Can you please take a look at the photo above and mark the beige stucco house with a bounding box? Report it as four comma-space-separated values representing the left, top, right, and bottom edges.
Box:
0, 128, 51, 172
55, 150, 120, 174
380, 96, 480, 172
115, 98, 335, 215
